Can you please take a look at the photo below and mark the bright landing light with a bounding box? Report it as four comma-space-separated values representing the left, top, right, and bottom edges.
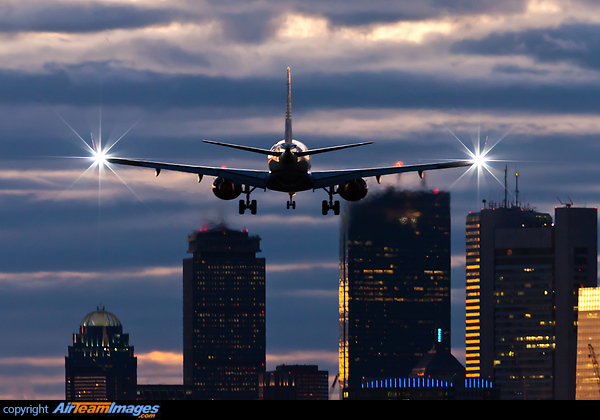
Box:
91, 148, 108, 166
471, 151, 488, 168
443, 126, 512, 202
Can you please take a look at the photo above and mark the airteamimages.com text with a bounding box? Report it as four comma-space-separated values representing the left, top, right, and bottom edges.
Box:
2, 402, 162, 418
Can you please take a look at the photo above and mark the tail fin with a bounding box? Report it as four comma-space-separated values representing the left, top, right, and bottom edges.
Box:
285, 67, 292, 145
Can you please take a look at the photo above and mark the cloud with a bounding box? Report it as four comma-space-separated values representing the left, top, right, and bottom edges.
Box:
0, 356, 65, 399
271, 0, 528, 27
451, 22, 600, 72
266, 349, 338, 367
0, 1, 193, 34
137, 351, 183, 385
267, 261, 338, 273
5, 61, 600, 118
0, 266, 182, 289
0, 356, 64, 367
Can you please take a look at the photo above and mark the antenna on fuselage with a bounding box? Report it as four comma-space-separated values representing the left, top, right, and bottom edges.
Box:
285, 67, 292, 145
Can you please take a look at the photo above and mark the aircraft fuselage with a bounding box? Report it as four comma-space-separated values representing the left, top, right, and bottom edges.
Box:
266, 139, 313, 192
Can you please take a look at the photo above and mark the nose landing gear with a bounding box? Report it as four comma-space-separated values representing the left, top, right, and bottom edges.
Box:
287, 192, 296, 209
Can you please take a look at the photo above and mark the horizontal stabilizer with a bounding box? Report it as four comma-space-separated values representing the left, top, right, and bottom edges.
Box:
203, 139, 373, 157
203, 140, 277, 155
295, 141, 372, 157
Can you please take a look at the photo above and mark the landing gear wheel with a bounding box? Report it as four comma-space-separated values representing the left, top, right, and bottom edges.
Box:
239, 185, 258, 215
287, 193, 296, 210
322, 187, 340, 215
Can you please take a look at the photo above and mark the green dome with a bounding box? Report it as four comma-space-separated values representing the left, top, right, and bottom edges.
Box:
80, 307, 121, 327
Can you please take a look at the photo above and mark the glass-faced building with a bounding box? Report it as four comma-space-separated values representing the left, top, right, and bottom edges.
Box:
183, 224, 266, 400
65, 307, 137, 400
576, 288, 600, 400
339, 189, 452, 399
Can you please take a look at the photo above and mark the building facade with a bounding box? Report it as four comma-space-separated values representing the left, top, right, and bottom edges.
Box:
339, 189, 452, 399
576, 287, 600, 399
259, 365, 329, 400
183, 224, 266, 400
465, 204, 597, 399
65, 307, 137, 401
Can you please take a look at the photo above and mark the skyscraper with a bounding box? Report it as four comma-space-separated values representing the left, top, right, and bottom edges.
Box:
465, 203, 597, 399
183, 224, 266, 400
339, 189, 452, 400
576, 287, 600, 399
65, 307, 137, 401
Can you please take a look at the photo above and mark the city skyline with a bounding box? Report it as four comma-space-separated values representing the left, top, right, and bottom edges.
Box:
2, 0, 600, 400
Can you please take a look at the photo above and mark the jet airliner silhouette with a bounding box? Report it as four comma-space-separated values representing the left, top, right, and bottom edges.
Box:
106, 68, 474, 215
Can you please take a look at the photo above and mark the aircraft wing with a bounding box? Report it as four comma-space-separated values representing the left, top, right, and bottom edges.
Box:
107, 157, 270, 188
311, 160, 472, 189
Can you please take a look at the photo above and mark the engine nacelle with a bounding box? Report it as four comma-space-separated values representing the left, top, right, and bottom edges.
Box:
338, 178, 368, 201
212, 178, 242, 200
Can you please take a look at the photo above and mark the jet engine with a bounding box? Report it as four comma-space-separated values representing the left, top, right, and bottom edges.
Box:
338, 178, 368, 201
212, 178, 242, 200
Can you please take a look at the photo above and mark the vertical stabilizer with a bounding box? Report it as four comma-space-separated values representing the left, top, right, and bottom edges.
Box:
285, 67, 292, 144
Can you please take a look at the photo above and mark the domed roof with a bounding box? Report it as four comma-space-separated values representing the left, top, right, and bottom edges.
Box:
80, 307, 121, 327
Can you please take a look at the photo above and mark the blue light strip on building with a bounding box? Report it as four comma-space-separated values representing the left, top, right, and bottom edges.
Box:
362, 377, 492, 389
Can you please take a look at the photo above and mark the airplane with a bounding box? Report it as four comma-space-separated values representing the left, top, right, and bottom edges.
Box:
105, 68, 475, 215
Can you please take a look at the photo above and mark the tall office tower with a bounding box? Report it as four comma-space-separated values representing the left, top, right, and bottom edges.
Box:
576, 288, 600, 399
183, 224, 266, 400
465, 203, 597, 400
65, 307, 137, 401
339, 189, 452, 400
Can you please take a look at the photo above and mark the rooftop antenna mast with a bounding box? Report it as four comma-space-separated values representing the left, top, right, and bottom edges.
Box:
504, 165, 508, 208
557, 197, 573, 208
515, 168, 519, 208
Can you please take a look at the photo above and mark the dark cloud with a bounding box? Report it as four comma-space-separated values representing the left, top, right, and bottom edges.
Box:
132, 40, 212, 69
219, 11, 280, 43
281, 0, 527, 26
0, 0, 530, 46
492, 64, 550, 76
0, 2, 193, 33
5, 61, 600, 115
452, 23, 600, 72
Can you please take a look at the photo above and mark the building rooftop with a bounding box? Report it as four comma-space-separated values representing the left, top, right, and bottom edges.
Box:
80, 307, 121, 327
410, 343, 465, 381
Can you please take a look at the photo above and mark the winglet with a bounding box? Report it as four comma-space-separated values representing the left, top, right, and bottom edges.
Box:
285, 67, 292, 145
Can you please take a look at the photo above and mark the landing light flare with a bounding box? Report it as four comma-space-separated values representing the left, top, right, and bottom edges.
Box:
91, 148, 109, 167
471, 151, 488, 168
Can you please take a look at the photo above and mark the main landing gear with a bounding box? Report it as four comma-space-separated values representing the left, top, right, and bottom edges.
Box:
322, 186, 340, 215
239, 185, 257, 214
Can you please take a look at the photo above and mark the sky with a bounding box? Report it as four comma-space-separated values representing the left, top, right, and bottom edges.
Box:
2, 0, 600, 400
